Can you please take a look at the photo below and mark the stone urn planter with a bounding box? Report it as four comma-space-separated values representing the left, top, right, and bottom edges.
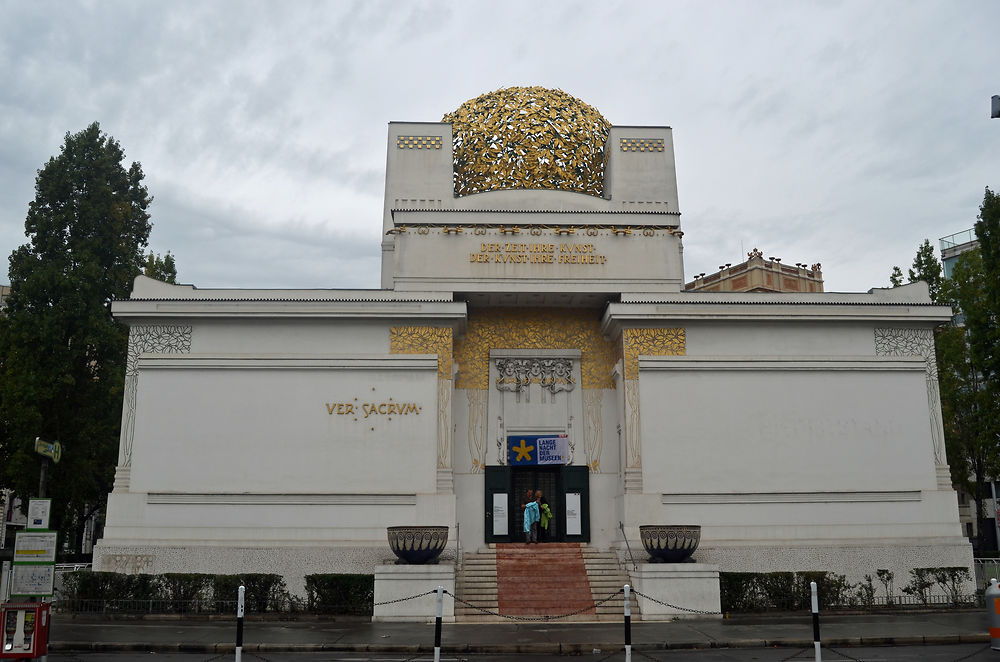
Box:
639, 525, 701, 563
386, 526, 449, 565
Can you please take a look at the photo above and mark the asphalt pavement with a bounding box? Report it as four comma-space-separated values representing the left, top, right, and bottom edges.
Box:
48, 611, 991, 655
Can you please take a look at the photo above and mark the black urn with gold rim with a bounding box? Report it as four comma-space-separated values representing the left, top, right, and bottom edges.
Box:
387, 526, 449, 565
639, 525, 701, 563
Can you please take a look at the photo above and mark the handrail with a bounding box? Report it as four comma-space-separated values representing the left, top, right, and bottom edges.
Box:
619, 521, 637, 572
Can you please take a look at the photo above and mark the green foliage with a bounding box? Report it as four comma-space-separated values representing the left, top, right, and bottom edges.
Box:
304, 574, 374, 614
908, 239, 944, 302
970, 187, 1000, 387
143, 251, 177, 283
0, 122, 154, 549
719, 571, 850, 612
901, 568, 935, 605
61, 571, 161, 601
213, 574, 289, 613
931, 567, 972, 605
876, 569, 894, 605
889, 265, 904, 288
159, 573, 213, 602
855, 575, 876, 608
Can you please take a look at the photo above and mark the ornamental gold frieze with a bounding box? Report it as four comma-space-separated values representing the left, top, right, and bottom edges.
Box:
390, 326, 453, 379
453, 308, 615, 390
622, 327, 686, 380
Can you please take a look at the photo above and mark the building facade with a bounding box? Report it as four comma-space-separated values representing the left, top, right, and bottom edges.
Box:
95, 88, 971, 593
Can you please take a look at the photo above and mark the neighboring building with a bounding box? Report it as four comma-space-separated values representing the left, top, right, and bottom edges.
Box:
0, 285, 10, 311
684, 248, 823, 293
95, 87, 970, 596
940, 228, 979, 279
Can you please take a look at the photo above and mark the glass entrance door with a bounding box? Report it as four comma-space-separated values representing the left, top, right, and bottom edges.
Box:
512, 466, 562, 542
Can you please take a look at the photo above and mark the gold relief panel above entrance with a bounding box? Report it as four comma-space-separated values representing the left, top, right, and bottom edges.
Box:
453, 308, 615, 390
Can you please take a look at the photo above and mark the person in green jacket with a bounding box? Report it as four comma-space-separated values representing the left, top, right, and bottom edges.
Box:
537, 490, 552, 541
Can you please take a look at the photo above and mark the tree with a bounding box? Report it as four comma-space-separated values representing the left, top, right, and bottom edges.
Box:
908, 239, 944, 302
938, 251, 996, 548
889, 266, 904, 288
0, 122, 154, 555
969, 187, 1000, 385
143, 251, 177, 283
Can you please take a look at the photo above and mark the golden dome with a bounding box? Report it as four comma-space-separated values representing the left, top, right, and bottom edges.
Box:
442, 86, 611, 197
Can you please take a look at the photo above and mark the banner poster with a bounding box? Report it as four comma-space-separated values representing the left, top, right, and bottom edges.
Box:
508, 434, 569, 466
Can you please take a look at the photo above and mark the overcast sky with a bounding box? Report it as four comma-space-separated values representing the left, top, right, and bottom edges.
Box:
1, 0, 997, 292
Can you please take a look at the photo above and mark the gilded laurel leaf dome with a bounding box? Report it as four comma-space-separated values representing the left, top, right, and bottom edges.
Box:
442, 86, 611, 197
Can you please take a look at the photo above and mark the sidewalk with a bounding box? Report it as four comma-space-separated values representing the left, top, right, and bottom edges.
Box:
50, 611, 990, 654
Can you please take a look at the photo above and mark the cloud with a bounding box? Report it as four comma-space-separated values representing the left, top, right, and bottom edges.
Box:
1, 0, 998, 293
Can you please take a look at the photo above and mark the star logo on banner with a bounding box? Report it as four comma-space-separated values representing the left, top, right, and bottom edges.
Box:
512, 439, 534, 462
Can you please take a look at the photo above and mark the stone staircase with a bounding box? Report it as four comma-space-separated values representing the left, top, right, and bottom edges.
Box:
454, 543, 638, 623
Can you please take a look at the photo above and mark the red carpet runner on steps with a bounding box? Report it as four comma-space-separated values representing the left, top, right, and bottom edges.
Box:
496, 542, 596, 617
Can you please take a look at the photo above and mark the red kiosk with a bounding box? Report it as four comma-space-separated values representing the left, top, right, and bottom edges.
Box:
0, 603, 49, 660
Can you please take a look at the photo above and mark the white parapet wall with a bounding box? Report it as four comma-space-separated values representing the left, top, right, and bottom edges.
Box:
373, 564, 456, 623
631, 563, 721, 620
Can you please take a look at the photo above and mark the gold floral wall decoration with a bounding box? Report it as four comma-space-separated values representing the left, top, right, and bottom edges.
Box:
453, 308, 615, 390
442, 86, 611, 197
390, 326, 454, 379
622, 328, 685, 380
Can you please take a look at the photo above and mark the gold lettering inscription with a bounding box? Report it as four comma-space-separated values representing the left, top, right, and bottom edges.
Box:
326, 400, 421, 419
470, 240, 606, 266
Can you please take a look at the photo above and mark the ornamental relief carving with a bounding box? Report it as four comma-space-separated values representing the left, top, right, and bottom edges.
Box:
390, 326, 453, 379
453, 308, 615, 390
121, 325, 192, 468
621, 327, 686, 380
874, 327, 945, 466
495, 358, 575, 394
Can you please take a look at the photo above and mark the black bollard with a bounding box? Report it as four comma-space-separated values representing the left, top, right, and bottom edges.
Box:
434, 585, 443, 662
236, 585, 245, 662
810, 581, 821, 661
624, 584, 632, 662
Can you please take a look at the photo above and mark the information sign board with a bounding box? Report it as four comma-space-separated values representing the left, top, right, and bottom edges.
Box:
25, 499, 50, 530
10, 564, 54, 597
566, 492, 582, 536
13, 531, 57, 563
492, 493, 508, 536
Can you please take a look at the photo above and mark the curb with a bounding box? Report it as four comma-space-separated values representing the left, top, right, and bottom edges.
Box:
50, 634, 993, 654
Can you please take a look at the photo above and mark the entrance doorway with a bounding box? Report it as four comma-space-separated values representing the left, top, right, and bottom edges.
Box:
513, 467, 562, 542
484, 465, 590, 544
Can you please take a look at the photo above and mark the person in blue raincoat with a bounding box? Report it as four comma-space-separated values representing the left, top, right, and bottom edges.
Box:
522, 489, 540, 544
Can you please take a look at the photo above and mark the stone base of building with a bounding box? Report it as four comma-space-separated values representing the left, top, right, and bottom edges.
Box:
92, 542, 456, 597
694, 540, 974, 584
373, 564, 455, 622
630, 563, 721, 620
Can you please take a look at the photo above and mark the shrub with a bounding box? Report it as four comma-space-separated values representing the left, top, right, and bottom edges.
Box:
901, 568, 934, 605
160, 573, 213, 609
304, 574, 374, 615
931, 567, 972, 605
61, 571, 163, 601
213, 574, 289, 613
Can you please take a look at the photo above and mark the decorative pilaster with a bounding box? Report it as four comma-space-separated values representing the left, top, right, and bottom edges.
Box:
583, 390, 604, 471
390, 326, 454, 492
466, 390, 488, 473
114, 325, 192, 492
874, 327, 951, 489
620, 328, 686, 493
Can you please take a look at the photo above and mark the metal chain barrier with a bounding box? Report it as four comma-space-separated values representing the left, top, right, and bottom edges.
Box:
629, 587, 721, 616
373, 588, 438, 606
444, 587, 624, 621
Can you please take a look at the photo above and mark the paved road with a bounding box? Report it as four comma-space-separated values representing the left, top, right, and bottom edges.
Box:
43, 644, 1000, 661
